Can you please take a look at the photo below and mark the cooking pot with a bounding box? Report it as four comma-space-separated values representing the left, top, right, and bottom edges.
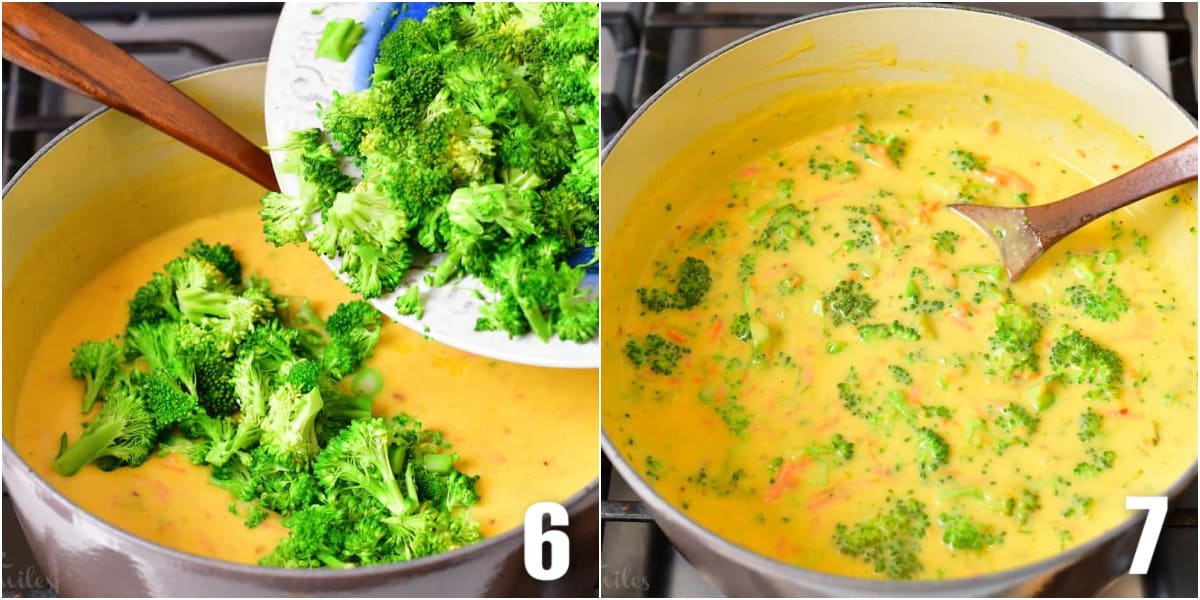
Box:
600, 4, 1197, 597
2, 60, 598, 597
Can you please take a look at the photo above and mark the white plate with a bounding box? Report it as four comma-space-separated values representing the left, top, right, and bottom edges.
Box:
264, 2, 599, 369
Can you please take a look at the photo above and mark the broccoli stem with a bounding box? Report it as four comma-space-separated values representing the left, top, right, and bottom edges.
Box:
53, 421, 123, 476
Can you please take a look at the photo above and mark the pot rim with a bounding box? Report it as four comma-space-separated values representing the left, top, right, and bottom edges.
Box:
1, 58, 600, 582
600, 2, 1198, 593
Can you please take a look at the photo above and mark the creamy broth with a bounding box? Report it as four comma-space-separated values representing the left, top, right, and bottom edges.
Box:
604, 74, 1197, 580
14, 206, 597, 565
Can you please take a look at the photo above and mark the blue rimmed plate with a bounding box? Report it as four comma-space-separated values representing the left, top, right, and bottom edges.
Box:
264, 2, 598, 369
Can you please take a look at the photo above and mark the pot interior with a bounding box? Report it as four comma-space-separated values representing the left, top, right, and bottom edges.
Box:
601, 4, 1197, 589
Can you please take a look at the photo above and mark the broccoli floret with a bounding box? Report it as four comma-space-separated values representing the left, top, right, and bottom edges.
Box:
69, 339, 124, 413
1073, 448, 1116, 477
624, 334, 690, 375
249, 446, 322, 515
1003, 489, 1041, 526
316, 387, 373, 445
730, 313, 752, 342
833, 496, 929, 580
413, 456, 481, 512
394, 286, 425, 319
184, 240, 242, 285
446, 180, 540, 239
128, 273, 180, 327
551, 263, 598, 343
259, 191, 319, 246
915, 427, 949, 478
261, 378, 324, 465
754, 202, 813, 251
274, 128, 354, 213
985, 301, 1043, 380
53, 376, 157, 476
127, 323, 199, 397
340, 242, 413, 298
1048, 327, 1123, 397
1078, 408, 1102, 442
1066, 283, 1130, 322
322, 301, 384, 379
851, 125, 907, 167
310, 186, 408, 258
315, 418, 412, 516
932, 230, 960, 254
807, 433, 855, 465
823, 279, 877, 326
636, 257, 712, 313
204, 352, 272, 466
938, 512, 1004, 551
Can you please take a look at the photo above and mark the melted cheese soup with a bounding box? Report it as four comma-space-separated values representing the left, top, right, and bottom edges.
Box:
13, 206, 597, 565
604, 73, 1197, 580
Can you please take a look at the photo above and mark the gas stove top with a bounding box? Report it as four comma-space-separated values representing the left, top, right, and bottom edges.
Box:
599, 3, 1198, 597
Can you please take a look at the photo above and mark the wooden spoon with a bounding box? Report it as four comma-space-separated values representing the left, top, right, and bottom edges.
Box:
950, 136, 1197, 282
1, 2, 279, 192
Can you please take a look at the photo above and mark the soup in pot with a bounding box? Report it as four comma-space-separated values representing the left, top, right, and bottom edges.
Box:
604, 72, 1197, 580
12, 206, 598, 565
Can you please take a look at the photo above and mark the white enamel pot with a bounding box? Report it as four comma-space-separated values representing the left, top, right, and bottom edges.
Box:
2, 61, 598, 597
601, 4, 1197, 597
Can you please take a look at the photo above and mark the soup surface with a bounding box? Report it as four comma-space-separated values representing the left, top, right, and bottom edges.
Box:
604, 73, 1197, 580
13, 206, 598, 565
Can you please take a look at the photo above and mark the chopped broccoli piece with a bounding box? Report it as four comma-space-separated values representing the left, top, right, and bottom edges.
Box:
938, 512, 1003, 550
1066, 283, 1130, 322
984, 301, 1043, 381
915, 427, 949, 478
1078, 408, 1102, 442
932, 230, 960, 254
1048, 327, 1123, 397
636, 257, 712, 312
394, 286, 425, 319
69, 339, 124, 413
53, 376, 157, 476
624, 334, 689, 376
833, 496, 929, 580
315, 19, 366, 62
823, 279, 877, 326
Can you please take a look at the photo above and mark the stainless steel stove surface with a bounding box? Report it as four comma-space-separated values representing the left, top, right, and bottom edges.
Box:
600, 2, 1198, 597
2, 4, 281, 597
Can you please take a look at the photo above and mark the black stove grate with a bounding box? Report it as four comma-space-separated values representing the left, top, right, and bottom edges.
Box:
602, 2, 1198, 139
601, 3, 1198, 597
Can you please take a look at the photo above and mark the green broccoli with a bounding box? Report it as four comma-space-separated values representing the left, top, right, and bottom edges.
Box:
636, 257, 712, 313
1002, 488, 1041, 526
915, 427, 949, 478
938, 512, 1004, 550
315, 418, 412, 515
833, 496, 929, 580
624, 334, 690, 375
185, 240, 242, 285
823, 279, 877, 326
323, 301, 384, 379
1078, 408, 1102, 442
1048, 327, 1123, 397
806, 433, 855, 464
984, 301, 1043, 380
394, 286, 425, 319
53, 375, 157, 476
315, 19, 366, 62
69, 339, 124, 413
259, 2, 599, 344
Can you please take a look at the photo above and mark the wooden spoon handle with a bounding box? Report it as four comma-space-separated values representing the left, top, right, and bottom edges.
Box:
1, 3, 279, 192
1027, 136, 1197, 247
